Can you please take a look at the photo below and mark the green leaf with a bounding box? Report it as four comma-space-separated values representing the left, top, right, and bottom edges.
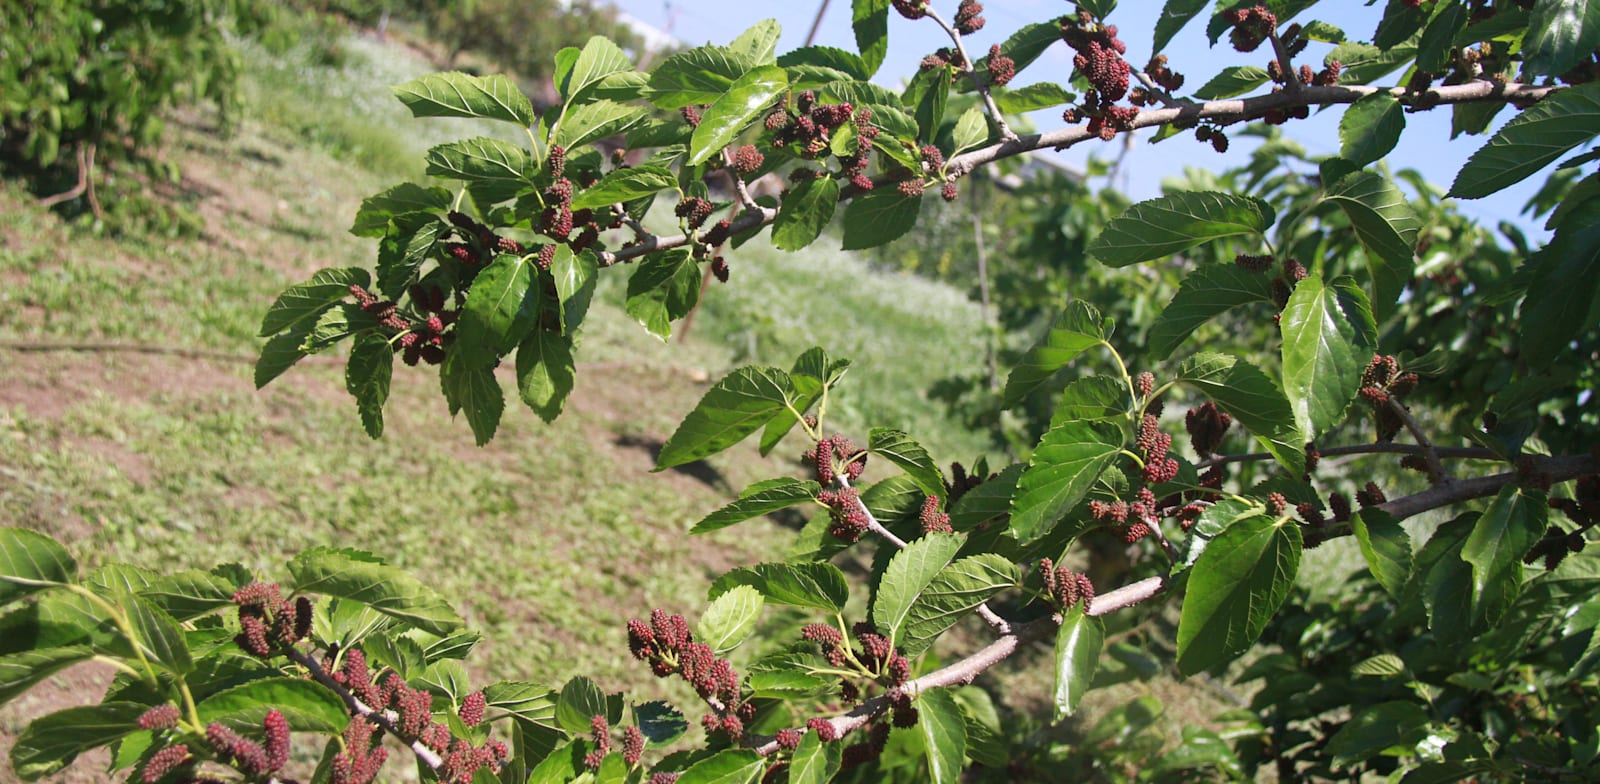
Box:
626, 249, 701, 341
636, 700, 687, 743
424, 138, 533, 206
562, 36, 635, 103
570, 164, 675, 211
1002, 301, 1107, 408
678, 749, 765, 784
555, 676, 610, 735
350, 183, 451, 238
1324, 169, 1419, 318
696, 585, 764, 655
852, 0, 890, 76
8, 701, 146, 780
0, 647, 91, 706
377, 219, 445, 301
300, 304, 377, 354
1177, 353, 1304, 475
120, 595, 190, 674
1148, 263, 1273, 359
1518, 198, 1600, 368
346, 333, 393, 439
1191, 65, 1270, 100
729, 19, 783, 66
867, 429, 945, 500
1053, 606, 1105, 719
772, 175, 840, 251
1176, 516, 1302, 676
1460, 486, 1545, 626
657, 366, 794, 469
788, 728, 842, 784
1010, 422, 1124, 545
690, 66, 788, 166
198, 677, 348, 734
648, 46, 749, 109
255, 331, 311, 390
916, 688, 968, 784
907, 67, 949, 141
525, 738, 584, 784
1449, 82, 1600, 199
1417, 1, 1468, 72
551, 247, 598, 335
1523, 0, 1600, 77
1089, 192, 1274, 267
693, 478, 821, 534
440, 356, 505, 446
872, 533, 965, 648
709, 561, 849, 613
483, 681, 558, 728
1325, 701, 1432, 770
951, 107, 988, 155
1351, 653, 1407, 677
1048, 376, 1132, 429
1280, 275, 1363, 439
1351, 508, 1412, 598
259, 268, 368, 338
553, 100, 650, 150
1330, 40, 1418, 84
899, 554, 1019, 657
288, 547, 463, 635
0, 528, 76, 604
1339, 93, 1405, 167
515, 328, 575, 424
392, 72, 536, 126
990, 82, 1075, 114
777, 46, 870, 80
841, 188, 921, 250
1158, 0, 1203, 54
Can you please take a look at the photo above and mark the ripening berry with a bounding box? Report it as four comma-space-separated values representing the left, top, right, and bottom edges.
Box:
898, 179, 926, 197
1329, 492, 1352, 522
1211, 132, 1229, 153
1297, 502, 1326, 527
681, 105, 703, 127
1267, 492, 1288, 516
887, 652, 911, 684
460, 691, 487, 727
548, 144, 567, 177
142, 744, 191, 784
986, 45, 1016, 86
622, 725, 645, 765
711, 255, 729, 284
235, 613, 271, 657
807, 717, 839, 741
919, 495, 953, 534
1235, 253, 1272, 272
138, 704, 181, 731
955, 0, 984, 34
775, 728, 803, 751
891, 0, 926, 20
264, 710, 291, 772
941, 182, 958, 201
207, 723, 271, 775
733, 144, 764, 174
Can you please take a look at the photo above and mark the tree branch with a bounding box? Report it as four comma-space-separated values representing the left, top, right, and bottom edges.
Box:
594, 80, 1561, 269
282, 648, 444, 771
1196, 442, 1498, 469
923, 7, 1019, 142
1386, 397, 1453, 484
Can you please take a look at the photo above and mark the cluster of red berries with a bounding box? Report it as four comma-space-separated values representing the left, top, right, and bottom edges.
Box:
819, 486, 871, 541
919, 46, 966, 73
538, 175, 611, 255
1092, 487, 1162, 543
1224, 5, 1277, 53
1194, 124, 1231, 153
439, 209, 512, 269
140, 742, 192, 784
985, 45, 1016, 87
1136, 414, 1181, 485
351, 282, 454, 366
1061, 14, 1130, 102
231, 582, 311, 658
1186, 402, 1233, 457
891, 0, 926, 20
954, 0, 984, 34
1037, 557, 1095, 611
795, 621, 911, 769
1529, 476, 1599, 569
201, 711, 290, 778
806, 434, 868, 485
767, 91, 856, 160
1145, 54, 1185, 92
732, 144, 764, 175
331, 718, 387, 784
1358, 354, 1419, 442
674, 197, 714, 231
579, 715, 645, 770
627, 610, 754, 740
1355, 481, 1388, 509
919, 494, 953, 533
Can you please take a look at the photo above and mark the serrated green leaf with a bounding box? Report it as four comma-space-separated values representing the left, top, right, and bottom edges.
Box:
346, 333, 392, 439
440, 357, 504, 446
288, 547, 463, 635
351, 182, 451, 238
657, 366, 794, 469
570, 164, 675, 211
777, 46, 870, 80
948, 464, 1023, 532
852, 0, 890, 76
551, 247, 598, 335
990, 82, 1075, 114
120, 595, 190, 674
1177, 353, 1304, 475
392, 72, 536, 126
0, 647, 91, 707
1280, 275, 1363, 439
867, 429, 944, 500
697, 585, 764, 655
1449, 82, 1600, 199
1351, 653, 1407, 677
1339, 93, 1405, 167
899, 554, 1018, 657
916, 687, 967, 784
553, 100, 649, 150
772, 175, 840, 251
648, 46, 749, 109
260, 267, 369, 338
1191, 65, 1270, 100
1010, 422, 1124, 545
516, 328, 575, 424
951, 107, 988, 155
1089, 192, 1274, 267
1002, 301, 1106, 408
1176, 516, 1302, 675
300, 304, 377, 354
1154, 0, 1209, 53
255, 330, 312, 390
1324, 169, 1419, 318
377, 219, 446, 300
555, 675, 614, 735
1518, 198, 1600, 368
841, 188, 920, 250
563, 36, 635, 103
483, 681, 558, 728
0, 528, 76, 605
906, 66, 949, 142
709, 560, 849, 613
198, 677, 348, 734
636, 700, 687, 744
9, 702, 146, 780
1149, 263, 1273, 359
1461, 485, 1545, 626
872, 533, 964, 648
694, 479, 821, 534
788, 728, 842, 784
1417, 1, 1468, 72
678, 749, 765, 784
1048, 376, 1132, 429
1053, 606, 1104, 719
424, 137, 533, 206
626, 249, 701, 341
1523, 0, 1600, 77
690, 66, 788, 166
1352, 508, 1412, 598
759, 349, 848, 455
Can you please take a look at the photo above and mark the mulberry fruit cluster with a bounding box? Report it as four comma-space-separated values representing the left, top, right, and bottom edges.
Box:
205, 710, 289, 777
819, 486, 871, 541
1038, 557, 1095, 611
732, 144, 764, 175
231, 582, 311, 657
1530, 475, 1599, 569
1358, 354, 1419, 441
1225, 5, 1277, 53
805, 434, 868, 485
1136, 414, 1180, 484
674, 196, 714, 231
1061, 15, 1130, 102
627, 609, 754, 740
919, 494, 953, 534
331, 718, 388, 784
769, 91, 858, 161
985, 45, 1016, 87
1185, 402, 1232, 457
954, 0, 984, 34
891, 0, 926, 20
140, 743, 192, 784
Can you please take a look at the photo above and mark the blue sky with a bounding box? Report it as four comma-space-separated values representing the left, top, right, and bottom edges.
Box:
608, 0, 1557, 237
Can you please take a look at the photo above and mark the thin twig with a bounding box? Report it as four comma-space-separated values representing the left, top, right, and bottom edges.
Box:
1133, 70, 1185, 110
921, 7, 1019, 143
1386, 398, 1452, 485
282, 648, 444, 770
1267, 30, 1302, 95
1196, 443, 1498, 469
